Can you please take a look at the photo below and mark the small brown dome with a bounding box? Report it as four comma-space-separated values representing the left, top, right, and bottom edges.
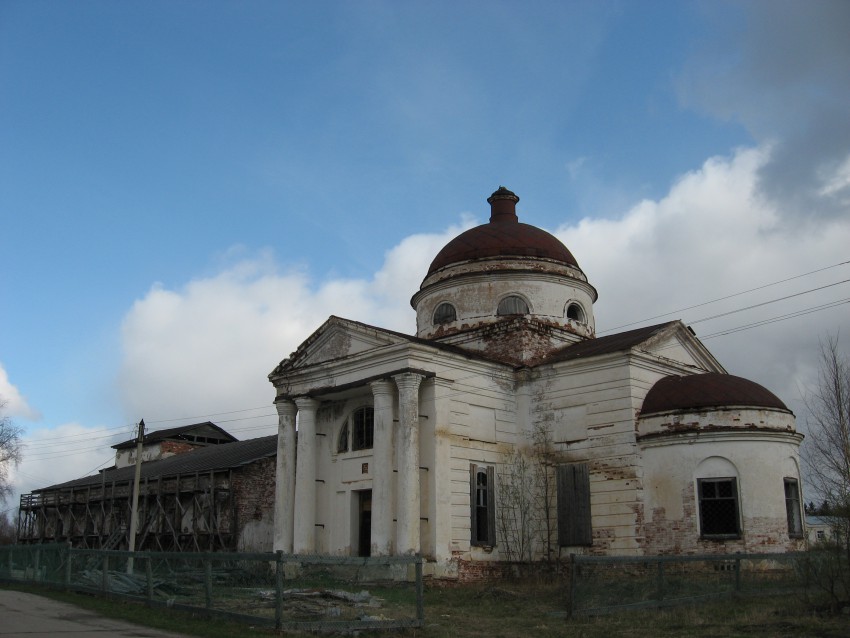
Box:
427, 187, 580, 275
641, 373, 789, 415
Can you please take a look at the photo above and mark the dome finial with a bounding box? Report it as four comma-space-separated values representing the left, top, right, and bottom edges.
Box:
487, 186, 519, 223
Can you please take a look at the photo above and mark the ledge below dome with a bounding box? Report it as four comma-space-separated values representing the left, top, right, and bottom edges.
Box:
427, 316, 592, 367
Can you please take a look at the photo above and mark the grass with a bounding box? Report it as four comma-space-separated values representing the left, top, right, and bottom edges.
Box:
408, 584, 848, 638
3, 581, 848, 637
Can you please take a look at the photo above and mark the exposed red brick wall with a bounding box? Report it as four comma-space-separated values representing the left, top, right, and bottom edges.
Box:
230, 457, 277, 537
160, 440, 200, 456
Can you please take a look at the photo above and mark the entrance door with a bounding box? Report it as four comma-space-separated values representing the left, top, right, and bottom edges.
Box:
357, 490, 372, 557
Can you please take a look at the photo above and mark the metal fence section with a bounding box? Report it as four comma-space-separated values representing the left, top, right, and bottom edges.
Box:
0, 544, 424, 632
568, 552, 803, 616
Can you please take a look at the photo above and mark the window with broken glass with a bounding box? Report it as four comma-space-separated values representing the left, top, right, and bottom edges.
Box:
784, 477, 803, 537
337, 406, 374, 453
697, 477, 740, 538
470, 464, 496, 547
566, 302, 585, 322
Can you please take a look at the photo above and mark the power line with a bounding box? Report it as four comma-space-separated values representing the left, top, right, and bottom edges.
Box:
699, 298, 850, 340
145, 405, 272, 424
687, 279, 850, 326
598, 259, 850, 334
21, 422, 135, 443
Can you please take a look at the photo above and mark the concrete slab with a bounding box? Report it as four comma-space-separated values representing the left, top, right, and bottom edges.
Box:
0, 589, 194, 638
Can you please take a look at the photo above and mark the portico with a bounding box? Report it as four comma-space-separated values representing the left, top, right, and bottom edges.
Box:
270, 361, 428, 557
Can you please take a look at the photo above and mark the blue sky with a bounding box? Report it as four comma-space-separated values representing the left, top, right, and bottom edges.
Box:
1, 1, 849, 508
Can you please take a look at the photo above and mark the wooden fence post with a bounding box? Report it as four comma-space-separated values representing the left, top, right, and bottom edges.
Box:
568, 554, 576, 619
656, 560, 665, 603
735, 556, 742, 592
64, 544, 72, 589
416, 556, 424, 625
145, 554, 153, 601
204, 555, 213, 609
275, 551, 284, 630
101, 554, 109, 593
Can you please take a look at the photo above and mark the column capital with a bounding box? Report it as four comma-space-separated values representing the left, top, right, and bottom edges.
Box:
294, 396, 320, 412
274, 398, 297, 418
392, 371, 425, 393
370, 379, 395, 397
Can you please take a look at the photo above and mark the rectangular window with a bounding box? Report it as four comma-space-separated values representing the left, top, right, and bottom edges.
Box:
698, 478, 740, 538
784, 478, 803, 537
470, 464, 496, 547
557, 463, 592, 546
352, 407, 374, 451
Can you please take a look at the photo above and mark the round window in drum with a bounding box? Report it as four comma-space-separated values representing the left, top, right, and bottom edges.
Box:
566, 302, 585, 323
433, 302, 457, 325
497, 295, 529, 316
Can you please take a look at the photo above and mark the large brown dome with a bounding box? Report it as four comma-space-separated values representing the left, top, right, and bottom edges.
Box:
427, 187, 581, 276
641, 373, 790, 415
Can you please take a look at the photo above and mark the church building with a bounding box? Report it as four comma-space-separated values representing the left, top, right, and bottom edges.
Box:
268, 187, 805, 577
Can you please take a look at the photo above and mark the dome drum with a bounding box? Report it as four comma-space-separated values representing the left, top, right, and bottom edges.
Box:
412, 187, 597, 343
414, 269, 597, 340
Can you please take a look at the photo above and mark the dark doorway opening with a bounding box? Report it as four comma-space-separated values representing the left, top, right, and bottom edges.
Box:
357, 490, 372, 557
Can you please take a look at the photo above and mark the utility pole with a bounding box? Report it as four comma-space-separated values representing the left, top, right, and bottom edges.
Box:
126, 419, 145, 574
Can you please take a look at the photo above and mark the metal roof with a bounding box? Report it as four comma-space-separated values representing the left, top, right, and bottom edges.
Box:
641, 373, 789, 415
427, 187, 580, 275
112, 421, 238, 450
36, 435, 277, 492
542, 322, 678, 365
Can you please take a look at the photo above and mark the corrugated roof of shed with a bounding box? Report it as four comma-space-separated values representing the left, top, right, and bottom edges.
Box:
37, 435, 277, 492
112, 421, 237, 450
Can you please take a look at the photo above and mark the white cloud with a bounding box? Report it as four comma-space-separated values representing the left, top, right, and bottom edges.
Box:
0, 363, 40, 421
9, 422, 123, 509
818, 153, 850, 202
115, 147, 850, 444
117, 219, 474, 434
556, 145, 850, 423
679, 1, 850, 219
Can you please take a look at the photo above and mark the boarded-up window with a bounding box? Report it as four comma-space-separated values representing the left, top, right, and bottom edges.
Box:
557, 463, 592, 546
470, 464, 496, 547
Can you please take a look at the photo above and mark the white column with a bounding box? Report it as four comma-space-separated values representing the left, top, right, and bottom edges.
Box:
273, 399, 297, 554
393, 372, 424, 555
370, 380, 395, 556
293, 397, 319, 554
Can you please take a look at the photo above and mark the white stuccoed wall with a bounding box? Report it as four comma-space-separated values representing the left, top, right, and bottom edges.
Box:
640, 423, 804, 553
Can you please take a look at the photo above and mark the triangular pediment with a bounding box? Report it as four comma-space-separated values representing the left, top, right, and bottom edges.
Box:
636, 321, 726, 373
543, 320, 725, 374
270, 316, 412, 375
